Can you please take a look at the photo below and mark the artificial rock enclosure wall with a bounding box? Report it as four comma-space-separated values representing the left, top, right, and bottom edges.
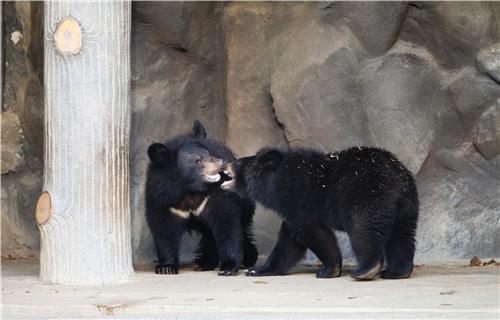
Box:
2, 2, 500, 265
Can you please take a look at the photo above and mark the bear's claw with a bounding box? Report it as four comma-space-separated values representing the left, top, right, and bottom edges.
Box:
218, 269, 239, 276
316, 265, 342, 278
155, 264, 179, 275
245, 266, 278, 277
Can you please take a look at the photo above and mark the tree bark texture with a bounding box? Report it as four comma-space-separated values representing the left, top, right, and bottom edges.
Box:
40, 1, 133, 285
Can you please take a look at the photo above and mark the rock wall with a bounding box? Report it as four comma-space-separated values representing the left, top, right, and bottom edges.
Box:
3, 2, 499, 264
1, 2, 43, 259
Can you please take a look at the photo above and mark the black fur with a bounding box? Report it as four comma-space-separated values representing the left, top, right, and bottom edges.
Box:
222, 146, 419, 280
146, 121, 258, 276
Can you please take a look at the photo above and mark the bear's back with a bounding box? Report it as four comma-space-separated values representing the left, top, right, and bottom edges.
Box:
275, 147, 416, 223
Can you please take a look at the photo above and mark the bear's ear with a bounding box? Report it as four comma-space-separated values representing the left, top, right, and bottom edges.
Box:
257, 149, 283, 171
147, 143, 171, 166
191, 120, 207, 139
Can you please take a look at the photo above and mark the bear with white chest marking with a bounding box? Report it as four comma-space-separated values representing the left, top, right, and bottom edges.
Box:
145, 121, 258, 276
222, 146, 418, 280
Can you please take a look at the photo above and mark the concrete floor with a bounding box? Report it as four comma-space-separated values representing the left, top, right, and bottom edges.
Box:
1, 259, 499, 319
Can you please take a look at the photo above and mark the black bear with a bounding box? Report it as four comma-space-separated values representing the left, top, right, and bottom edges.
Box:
146, 120, 258, 276
221, 146, 419, 280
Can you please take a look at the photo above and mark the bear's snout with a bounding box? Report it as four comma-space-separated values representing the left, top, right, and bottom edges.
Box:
202, 156, 225, 183
205, 156, 224, 173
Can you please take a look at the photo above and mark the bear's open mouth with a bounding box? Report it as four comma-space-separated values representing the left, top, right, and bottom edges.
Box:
203, 173, 221, 182
219, 169, 234, 189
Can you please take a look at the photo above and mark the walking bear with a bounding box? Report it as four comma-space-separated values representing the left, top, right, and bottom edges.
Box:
146, 121, 258, 276
221, 146, 419, 280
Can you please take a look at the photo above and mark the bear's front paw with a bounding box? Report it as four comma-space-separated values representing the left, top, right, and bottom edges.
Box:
245, 265, 277, 277
155, 264, 179, 275
218, 268, 239, 276
316, 265, 342, 279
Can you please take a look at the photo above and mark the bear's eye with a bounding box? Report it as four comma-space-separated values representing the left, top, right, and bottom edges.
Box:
194, 158, 202, 164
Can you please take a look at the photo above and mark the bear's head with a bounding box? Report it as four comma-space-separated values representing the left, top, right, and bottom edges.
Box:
147, 121, 224, 192
221, 148, 283, 201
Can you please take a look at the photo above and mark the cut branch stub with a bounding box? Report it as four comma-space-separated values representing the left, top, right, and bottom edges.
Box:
35, 191, 52, 225
55, 17, 82, 55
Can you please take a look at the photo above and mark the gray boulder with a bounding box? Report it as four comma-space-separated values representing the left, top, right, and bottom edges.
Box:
320, 1, 408, 56
401, 2, 498, 69
223, 2, 288, 157
476, 43, 500, 84
417, 144, 500, 259
272, 46, 369, 152
360, 53, 448, 174
269, 13, 368, 151
473, 100, 500, 160
448, 67, 500, 132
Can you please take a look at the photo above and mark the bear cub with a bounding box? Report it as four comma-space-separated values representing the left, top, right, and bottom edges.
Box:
146, 121, 258, 276
221, 146, 418, 280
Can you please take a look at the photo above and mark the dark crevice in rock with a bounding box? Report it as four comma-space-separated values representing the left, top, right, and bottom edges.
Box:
416, 149, 433, 177
407, 2, 425, 10
169, 45, 188, 53
437, 158, 462, 175
321, 2, 335, 11
268, 90, 289, 146
478, 70, 500, 86
388, 4, 411, 53
28, 2, 44, 84
471, 142, 490, 162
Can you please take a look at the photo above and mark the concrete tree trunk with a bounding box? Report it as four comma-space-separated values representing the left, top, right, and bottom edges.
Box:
39, 1, 133, 285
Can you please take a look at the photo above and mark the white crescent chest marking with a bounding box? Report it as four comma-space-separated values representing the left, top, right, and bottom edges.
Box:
169, 196, 209, 219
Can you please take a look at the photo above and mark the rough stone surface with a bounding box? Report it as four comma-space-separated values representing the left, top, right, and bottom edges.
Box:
417, 143, 500, 259
360, 53, 446, 174
269, 9, 367, 152
1, 111, 25, 174
3, 2, 500, 265
321, 1, 408, 56
1, 2, 43, 258
473, 100, 500, 160
132, 1, 183, 47
448, 66, 500, 132
223, 2, 288, 157
401, 2, 499, 69
476, 43, 500, 83
1, 156, 42, 258
272, 45, 369, 152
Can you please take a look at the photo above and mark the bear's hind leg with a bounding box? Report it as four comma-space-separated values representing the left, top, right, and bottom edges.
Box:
349, 214, 387, 280
208, 212, 244, 276
292, 224, 343, 279
194, 231, 219, 271
242, 232, 258, 268
350, 234, 384, 280
246, 222, 306, 276
381, 218, 417, 279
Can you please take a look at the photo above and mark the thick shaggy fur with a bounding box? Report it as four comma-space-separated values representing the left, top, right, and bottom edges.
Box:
146, 121, 258, 276
222, 146, 419, 280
